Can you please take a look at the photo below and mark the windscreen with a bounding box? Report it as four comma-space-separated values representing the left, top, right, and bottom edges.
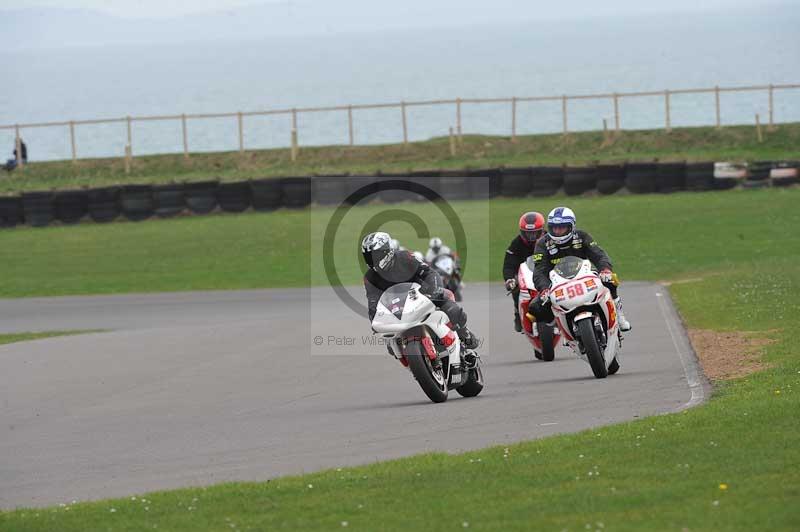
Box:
377, 282, 415, 311
553, 256, 583, 279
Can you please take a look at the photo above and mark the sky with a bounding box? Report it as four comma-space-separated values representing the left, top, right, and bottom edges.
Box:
2, 0, 771, 19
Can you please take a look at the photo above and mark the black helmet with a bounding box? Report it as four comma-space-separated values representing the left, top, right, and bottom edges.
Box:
361, 231, 396, 271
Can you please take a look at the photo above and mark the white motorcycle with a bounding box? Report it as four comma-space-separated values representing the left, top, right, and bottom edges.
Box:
431, 254, 463, 301
371, 282, 484, 403
547, 256, 621, 378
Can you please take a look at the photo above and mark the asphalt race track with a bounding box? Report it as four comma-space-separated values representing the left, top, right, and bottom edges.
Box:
0, 283, 707, 509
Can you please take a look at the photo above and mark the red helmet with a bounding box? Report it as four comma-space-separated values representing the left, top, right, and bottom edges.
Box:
518, 211, 545, 244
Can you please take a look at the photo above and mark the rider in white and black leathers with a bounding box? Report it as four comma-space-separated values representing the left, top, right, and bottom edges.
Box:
528, 207, 631, 331
362, 232, 479, 353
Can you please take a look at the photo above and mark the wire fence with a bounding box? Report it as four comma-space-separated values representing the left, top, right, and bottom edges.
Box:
2, 82, 799, 167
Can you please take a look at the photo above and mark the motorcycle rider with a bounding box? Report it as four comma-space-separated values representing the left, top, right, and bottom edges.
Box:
362, 231, 480, 364
528, 207, 631, 331
502, 211, 546, 332
425, 237, 452, 263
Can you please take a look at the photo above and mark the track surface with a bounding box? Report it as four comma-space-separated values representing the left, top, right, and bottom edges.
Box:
0, 283, 705, 509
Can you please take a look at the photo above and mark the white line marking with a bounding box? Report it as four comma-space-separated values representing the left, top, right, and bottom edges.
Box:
655, 289, 706, 410
539, 422, 559, 426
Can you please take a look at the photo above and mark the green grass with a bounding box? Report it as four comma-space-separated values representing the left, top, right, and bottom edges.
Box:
0, 330, 98, 345
2, 122, 799, 193
1, 189, 799, 530
1, 187, 797, 298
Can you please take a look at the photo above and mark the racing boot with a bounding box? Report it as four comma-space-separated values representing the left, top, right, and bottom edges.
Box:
455, 325, 480, 368
513, 312, 522, 333
615, 297, 631, 331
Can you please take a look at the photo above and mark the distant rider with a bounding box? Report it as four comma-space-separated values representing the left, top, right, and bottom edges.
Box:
502, 211, 546, 332
362, 231, 479, 364
528, 207, 631, 331
424, 237, 452, 263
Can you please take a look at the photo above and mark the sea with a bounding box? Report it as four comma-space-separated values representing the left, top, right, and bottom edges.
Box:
2, 5, 799, 162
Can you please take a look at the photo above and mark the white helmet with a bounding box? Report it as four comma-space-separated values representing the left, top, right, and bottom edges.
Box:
547, 207, 576, 245
429, 237, 443, 253
390, 238, 400, 251
412, 251, 425, 262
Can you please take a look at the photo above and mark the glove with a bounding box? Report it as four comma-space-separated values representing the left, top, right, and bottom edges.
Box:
538, 288, 551, 303
504, 278, 517, 292
599, 269, 613, 284
421, 284, 444, 300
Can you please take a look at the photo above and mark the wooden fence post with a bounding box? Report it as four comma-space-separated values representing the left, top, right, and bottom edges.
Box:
768, 84, 774, 131
511, 96, 517, 142
69, 121, 77, 163
14, 125, 23, 170
561, 95, 568, 136
237, 112, 244, 154
613, 93, 620, 132
348, 105, 354, 146
664, 90, 672, 133
292, 108, 298, 131
401, 101, 408, 146
603, 118, 608, 141
456, 97, 463, 143
449, 127, 456, 156
291, 129, 298, 161
124, 145, 132, 174
756, 114, 763, 143
126, 116, 132, 155
181, 114, 189, 159
715, 86, 721, 129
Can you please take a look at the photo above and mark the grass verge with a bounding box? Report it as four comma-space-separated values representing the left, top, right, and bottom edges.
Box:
1, 190, 798, 530
2, 122, 799, 193
0, 330, 99, 345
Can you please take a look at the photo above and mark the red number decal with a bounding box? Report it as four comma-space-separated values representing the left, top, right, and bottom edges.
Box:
566, 283, 585, 298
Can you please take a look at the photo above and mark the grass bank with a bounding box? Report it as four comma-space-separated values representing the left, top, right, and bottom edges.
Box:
0, 187, 796, 298
2, 123, 799, 193
0, 331, 97, 345
1, 190, 798, 530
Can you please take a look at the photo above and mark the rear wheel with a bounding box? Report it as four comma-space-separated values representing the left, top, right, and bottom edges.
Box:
576, 318, 608, 379
456, 364, 484, 398
608, 356, 620, 375
536, 322, 555, 361
405, 340, 448, 403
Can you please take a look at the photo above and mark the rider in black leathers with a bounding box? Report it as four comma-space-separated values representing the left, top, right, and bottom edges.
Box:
362, 231, 479, 354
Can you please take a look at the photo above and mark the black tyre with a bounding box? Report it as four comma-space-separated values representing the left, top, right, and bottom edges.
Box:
608, 357, 620, 375
22, 192, 55, 228
405, 339, 448, 403
120, 185, 154, 222
563, 167, 597, 196
250, 178, 282, 211
54, 190, 89, 224
439, 172, 470, 201
685, 162, 715, 191
625, 163, 658, 194
281, 177, 312, 208
218, 181, 252, 213
153, 184, 185, 218
531, 166, 564, 197
537, 322, 555, 362
0, 196, 23, 228
576, 318, 608, 379
500, 167, 533, 197
456, 365, 484, 398
88, 187, 120, 223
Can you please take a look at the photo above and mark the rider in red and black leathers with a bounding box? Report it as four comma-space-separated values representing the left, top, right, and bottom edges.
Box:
503, 211, 546, 332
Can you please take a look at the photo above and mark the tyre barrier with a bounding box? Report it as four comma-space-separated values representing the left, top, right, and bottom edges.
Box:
743, 161, 771, 189
595, 164, 626, 195
625, 163, 659, 194
531, 166, 564, 197
466, 168, 500, 199
0, 196, 23, 227
345, 176, 378, 204
713, 162, 747, 190
408, 174, 441, 202
500, 167, 533, 197
22, 191, 55, 228
439, 171, 471, 201
685, 162, 715, 191
120, 185, 155, 222
250, 178, 282, 211
184, 180, 219, 214
217, 181, 252, 213
280, 177, 312, 208
770, 162, 799, 187
563, 166, 597, 196
88, 187, 120, 223
312, 175, 350, 205
153, 184, 186, 218
655, 162, 687, 193
54, 189, 89, 224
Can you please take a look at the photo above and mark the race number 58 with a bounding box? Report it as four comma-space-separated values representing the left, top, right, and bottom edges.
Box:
566, 283, 585, 298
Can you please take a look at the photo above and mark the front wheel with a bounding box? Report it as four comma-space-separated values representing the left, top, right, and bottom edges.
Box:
405, 340, 448, 403
456, 364, 484, 398
576, 318, 608, 379
536, 322, 555, 362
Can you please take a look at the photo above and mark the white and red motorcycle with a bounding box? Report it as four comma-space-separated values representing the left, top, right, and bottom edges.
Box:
371, 282, 484, 403
517, 257, 561, 361
547, 256, 621, 378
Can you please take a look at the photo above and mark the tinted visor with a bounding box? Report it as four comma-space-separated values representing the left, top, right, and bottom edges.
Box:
521, 229, 543, 242
549, 223, 571, 237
